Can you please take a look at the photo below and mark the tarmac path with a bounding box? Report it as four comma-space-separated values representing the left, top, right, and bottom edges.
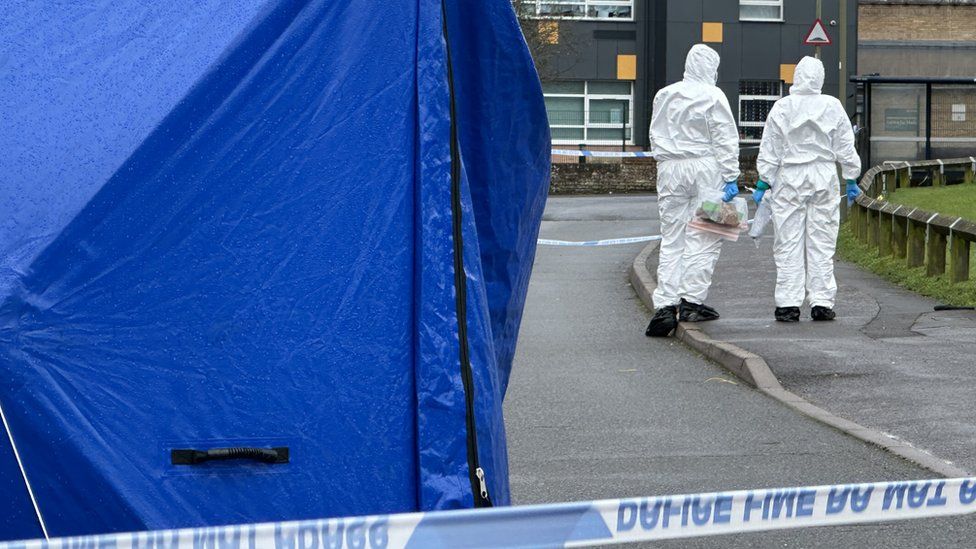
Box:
702, 209, 976, 475
505, 194, 974, 548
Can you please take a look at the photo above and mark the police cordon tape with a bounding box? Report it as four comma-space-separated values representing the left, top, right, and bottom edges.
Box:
550, 147, 760, 158
537, 219, 754, 247
538, 235, 662, 247
551, 149, 653, 158
4, 477, 975, 549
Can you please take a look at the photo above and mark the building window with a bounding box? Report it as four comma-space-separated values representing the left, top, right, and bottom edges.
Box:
518, 1, 634, 21
739, 0, 783, 22
543, 81, 634, 145
739, 80, 782, 142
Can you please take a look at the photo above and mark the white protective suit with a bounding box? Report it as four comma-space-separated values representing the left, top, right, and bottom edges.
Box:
650, 45, 740, 307
757, 57, 861, 309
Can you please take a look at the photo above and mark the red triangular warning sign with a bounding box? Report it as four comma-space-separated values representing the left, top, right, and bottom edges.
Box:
804, 18, 832, 46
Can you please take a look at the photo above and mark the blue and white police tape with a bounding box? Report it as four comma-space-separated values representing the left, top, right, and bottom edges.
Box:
538, 235, 662, 247
4, 477, 974, 549
538, 216, 759, 247
551, 149, 652, 158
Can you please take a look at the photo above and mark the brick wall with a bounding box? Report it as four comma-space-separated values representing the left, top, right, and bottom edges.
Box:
550, 159, 656, 194
549, 157, 759, 195
859, 4, 976, 41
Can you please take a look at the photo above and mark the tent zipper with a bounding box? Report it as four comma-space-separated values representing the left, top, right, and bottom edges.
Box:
440, 0, 491, 508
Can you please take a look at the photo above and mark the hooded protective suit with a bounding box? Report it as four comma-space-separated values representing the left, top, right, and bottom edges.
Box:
649, 44, 739, 308
757, 56, 861, 309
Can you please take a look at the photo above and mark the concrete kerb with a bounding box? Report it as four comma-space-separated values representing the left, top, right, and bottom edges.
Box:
628, 240, 970, 478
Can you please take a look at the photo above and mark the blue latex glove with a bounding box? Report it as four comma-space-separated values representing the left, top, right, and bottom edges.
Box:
846, 179, 861, 206
753, 180, 770, 204
722, 181, 739, 203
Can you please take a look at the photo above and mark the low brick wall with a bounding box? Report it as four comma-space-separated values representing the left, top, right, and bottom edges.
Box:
549, 159, 655, 194
549, 157, 758, 195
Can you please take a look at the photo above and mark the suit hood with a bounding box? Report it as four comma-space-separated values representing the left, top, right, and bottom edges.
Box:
683, 44, 720, 85
790, 56, 824, 96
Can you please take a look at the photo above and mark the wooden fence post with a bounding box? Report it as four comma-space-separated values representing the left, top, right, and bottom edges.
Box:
908, 219, 926, 268
927, 227, 947, 277
858, 204, 870, 243
879, 211, 894, 257
893, 213, 908, 259
899, 168, 911, 189
950, 234, 971, 283
867, 208, 880, 249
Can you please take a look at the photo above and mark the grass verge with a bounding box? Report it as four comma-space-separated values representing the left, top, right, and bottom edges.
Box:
885, 184, 976, 220
836, 224, 976, 308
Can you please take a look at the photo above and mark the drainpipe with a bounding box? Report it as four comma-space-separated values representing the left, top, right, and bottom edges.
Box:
839, 0, 847, 110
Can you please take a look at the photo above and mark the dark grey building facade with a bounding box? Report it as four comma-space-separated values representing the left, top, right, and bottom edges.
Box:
524, 0, 858, 148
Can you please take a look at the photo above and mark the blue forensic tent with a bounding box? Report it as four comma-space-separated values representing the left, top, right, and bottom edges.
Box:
0, 0, 549, 540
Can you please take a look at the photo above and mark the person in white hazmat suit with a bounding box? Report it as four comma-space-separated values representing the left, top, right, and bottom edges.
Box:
754, 56, 862, 322
645, 44, 740, 338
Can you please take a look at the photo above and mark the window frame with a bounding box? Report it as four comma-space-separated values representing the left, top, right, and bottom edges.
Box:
738, 80, 783, 144
544, 80, 635, 145
519, 0, 635, 22
738, 0, 784, 23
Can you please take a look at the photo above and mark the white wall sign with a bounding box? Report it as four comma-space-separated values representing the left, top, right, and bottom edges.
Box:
952, 104, 966, 122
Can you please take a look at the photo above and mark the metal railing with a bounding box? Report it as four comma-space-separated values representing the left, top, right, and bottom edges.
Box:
849, 157, 976, 283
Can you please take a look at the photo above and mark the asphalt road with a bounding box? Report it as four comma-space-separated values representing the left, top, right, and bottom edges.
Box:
504, 195, 974, 548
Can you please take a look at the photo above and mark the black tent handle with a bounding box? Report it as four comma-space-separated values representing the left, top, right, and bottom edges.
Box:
171, 446, 289, 465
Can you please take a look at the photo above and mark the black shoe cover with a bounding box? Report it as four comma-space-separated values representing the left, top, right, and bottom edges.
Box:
645, 306, 677, 337
775, 306, 801, 322
678, 299, 720, 322
811, 306, 836, 321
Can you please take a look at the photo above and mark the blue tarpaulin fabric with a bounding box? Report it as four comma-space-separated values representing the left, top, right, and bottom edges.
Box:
0, 0, 549, 540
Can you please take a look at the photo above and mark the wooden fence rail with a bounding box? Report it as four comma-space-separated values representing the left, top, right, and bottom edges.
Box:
851, 157, 976, 283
